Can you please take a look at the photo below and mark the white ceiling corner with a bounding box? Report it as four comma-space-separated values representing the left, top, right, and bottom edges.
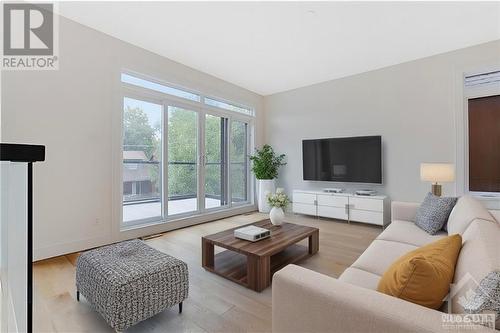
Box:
58, 2, 500, 96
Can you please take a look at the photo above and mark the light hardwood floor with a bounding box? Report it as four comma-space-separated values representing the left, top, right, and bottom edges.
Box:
33, 212, 381, 333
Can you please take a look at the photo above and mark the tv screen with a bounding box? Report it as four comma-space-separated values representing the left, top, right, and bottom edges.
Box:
302, 136, 382, 184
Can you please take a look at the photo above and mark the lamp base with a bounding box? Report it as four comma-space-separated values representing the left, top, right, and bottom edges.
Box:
431, 184, 442, 196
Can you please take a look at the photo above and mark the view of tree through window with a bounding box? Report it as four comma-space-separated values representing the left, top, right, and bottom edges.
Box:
167, 106, 198, 215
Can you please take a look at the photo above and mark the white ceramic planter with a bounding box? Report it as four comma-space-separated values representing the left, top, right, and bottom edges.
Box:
269, 206, 285, 226
257, 179, 275, 213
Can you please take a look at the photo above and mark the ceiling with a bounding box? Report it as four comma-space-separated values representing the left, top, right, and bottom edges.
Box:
58, 2, 500, 96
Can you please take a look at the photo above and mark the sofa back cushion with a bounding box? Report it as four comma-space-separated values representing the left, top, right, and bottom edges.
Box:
446, 195, 495, 235
451, 219, 500, 314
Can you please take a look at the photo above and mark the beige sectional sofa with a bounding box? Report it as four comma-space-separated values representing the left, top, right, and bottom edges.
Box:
273, 196, 499, 333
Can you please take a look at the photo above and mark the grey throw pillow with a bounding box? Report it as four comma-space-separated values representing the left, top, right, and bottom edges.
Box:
415, 192, 458, 235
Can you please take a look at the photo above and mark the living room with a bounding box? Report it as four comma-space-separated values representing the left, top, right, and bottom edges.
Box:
1, 1, 500, 332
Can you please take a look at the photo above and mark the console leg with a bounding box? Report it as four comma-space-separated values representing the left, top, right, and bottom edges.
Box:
179, 302, 183, 313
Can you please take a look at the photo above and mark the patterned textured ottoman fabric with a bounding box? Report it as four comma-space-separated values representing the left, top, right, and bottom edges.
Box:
76, 239, 189, 331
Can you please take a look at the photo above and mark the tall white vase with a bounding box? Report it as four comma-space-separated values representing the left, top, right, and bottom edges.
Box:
257, 179, 275, 213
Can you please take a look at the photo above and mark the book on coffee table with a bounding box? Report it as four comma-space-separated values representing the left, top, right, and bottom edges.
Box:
234, 225, 271, 242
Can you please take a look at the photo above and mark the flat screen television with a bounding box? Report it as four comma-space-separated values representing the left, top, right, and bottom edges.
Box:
302, 135, 382, 184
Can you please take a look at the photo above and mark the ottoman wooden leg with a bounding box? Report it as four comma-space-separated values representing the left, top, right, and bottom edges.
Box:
179, 302, 183, 313
76, 291, 80, 302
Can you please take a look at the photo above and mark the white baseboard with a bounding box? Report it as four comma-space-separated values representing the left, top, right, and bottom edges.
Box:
34, 235, 112, 261
34, 205, 258, 261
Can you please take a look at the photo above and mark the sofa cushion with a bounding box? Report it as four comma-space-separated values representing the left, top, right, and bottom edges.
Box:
377, 235, 462, 310
338, 267, 381, 290
351, 240, 417, 276
377, 220, 447, 247
415, 192, 457, 234
451, 219, 500, 314
447, 195, 495, 235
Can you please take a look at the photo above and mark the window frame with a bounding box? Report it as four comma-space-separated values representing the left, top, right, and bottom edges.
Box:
122, 70, 255, 117
120, 72, 255, 229
205, 96, 254, 116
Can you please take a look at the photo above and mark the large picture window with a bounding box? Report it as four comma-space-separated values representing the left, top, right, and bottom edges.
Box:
121, 73, 254, 227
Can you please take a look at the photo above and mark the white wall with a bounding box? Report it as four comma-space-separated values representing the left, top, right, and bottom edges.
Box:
264, 40, 500, 202
1, 16, 264, 260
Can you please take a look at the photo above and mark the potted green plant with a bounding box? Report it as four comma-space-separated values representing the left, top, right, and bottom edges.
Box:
267, 188, 290, 225
249, 144, 286, 212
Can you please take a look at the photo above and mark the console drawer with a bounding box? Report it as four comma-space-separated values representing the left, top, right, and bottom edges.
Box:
293, 192, 316, 205
350, 209, 383, 225
349, 197, 383, 212
293, 203, 317, 216
317, 194, 348, 207
318, 205, 348, 220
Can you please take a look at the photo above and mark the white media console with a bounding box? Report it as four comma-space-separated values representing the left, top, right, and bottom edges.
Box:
293, 190, 389, 226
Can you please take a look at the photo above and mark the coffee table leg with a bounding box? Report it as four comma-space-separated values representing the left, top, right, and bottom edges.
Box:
309, 230, 319, 255
247, 255, 271, 292
202, 238, 214, 269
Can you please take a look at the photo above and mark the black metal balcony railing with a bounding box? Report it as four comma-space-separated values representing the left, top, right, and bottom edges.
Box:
123, 160, 247, 205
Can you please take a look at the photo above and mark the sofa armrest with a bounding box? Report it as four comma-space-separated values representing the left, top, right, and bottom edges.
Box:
272, 265, 491, 333
391, 201, 420, 222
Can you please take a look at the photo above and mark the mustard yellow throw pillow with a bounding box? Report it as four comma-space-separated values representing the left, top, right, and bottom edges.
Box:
377, 234, 462, 309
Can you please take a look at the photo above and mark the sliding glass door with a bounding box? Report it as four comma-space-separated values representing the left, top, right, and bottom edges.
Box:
167, 106, 198, 216
122, 97, 252, 227
230, 120, 249, 204
204, 114, 228, 209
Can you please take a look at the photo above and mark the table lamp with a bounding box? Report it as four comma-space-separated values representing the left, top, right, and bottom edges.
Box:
420, 163, 455, 196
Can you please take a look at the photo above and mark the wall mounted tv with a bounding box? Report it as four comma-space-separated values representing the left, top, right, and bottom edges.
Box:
302, 135, 382, 184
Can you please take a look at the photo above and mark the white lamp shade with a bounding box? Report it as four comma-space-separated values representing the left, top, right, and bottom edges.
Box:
420, 163, 455, 182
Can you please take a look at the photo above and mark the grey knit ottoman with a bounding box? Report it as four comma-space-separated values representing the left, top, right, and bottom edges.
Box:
76, 239, 188, 331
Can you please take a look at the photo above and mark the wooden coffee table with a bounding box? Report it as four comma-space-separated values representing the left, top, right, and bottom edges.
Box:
202, 219, 319, 292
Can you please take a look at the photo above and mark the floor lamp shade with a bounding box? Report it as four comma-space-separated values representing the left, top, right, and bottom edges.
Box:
420, 163, 455, 196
